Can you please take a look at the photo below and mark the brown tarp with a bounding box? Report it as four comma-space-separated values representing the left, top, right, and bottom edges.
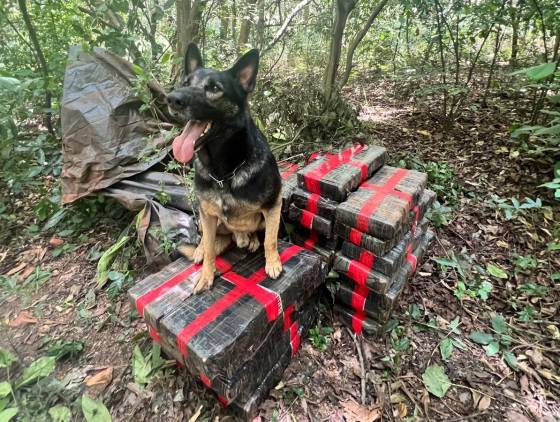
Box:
60, 46, 199, 265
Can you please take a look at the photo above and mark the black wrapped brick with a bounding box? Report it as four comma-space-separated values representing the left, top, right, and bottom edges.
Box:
128, 247, 248, 330
288, 203, 333, 238
290, 227, 337, 267
291, 188, 339, 220
296, 145, 387, 202
158, 240, 326, 381
333, 224, 428, 294
281, 171, 298, 213
336, 189, 436, 255
336, 166, 427, 240
336, 230, 434, 329
339, 220, 428, 277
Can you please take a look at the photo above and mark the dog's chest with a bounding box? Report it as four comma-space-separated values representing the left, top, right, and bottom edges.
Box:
199, 189, 261, 229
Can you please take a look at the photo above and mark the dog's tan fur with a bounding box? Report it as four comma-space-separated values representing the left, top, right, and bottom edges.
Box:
183, 193, 282, 292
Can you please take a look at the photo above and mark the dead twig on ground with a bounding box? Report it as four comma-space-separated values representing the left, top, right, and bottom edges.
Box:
347, 327, 367, 405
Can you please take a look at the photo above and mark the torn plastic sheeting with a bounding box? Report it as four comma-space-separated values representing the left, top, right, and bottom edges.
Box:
61, 45, 176, 204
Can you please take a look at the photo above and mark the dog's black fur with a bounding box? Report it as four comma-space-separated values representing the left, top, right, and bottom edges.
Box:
167, 43, 281, 211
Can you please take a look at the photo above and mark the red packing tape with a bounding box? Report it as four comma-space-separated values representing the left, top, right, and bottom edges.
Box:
148, 325, 161, 343
176, 246, 303, 356
303, 231, 319, 250
283, 304, 301, 357
135, 256, 232, 317
299, 209, 315, 230
355, 168, 412, 233
358, 249, 376, 268
306, 193, 320, 214
303, 144, 365, 193
280, 163, 298, 180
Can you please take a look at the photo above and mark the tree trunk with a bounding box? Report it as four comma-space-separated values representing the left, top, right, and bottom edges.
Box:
340, 0, 389, 87
175, 0, 203, 61
238, 0, 257, 46
257, 0, 265, 49
17, 0, 54, 135
509, 0, 522, 67
323, 0, 357, 103
483, 28, 504, 105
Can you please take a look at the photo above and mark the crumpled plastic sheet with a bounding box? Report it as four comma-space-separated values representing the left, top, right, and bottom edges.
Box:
60, 46, 199, 265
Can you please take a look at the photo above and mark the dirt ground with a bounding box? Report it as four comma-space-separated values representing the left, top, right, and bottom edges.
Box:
1, 77, 559, 422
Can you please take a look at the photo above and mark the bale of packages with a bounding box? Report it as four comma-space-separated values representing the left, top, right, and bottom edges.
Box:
336, 166, 427, 240
291, 188, 338, 221
288, 204, 333, 238
289, 227, 337, 267
279, 162, 299, 212
296, 145, 387, 202
336, 230, 434, 335
128, 240, 326, 414
335, 189, 436, 255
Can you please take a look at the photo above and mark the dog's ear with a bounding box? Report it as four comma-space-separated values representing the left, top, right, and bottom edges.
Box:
228, 49, 259, 93
184, 43, 204, 75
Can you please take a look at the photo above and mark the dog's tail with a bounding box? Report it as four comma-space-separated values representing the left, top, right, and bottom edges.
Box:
176, 234, 233, 260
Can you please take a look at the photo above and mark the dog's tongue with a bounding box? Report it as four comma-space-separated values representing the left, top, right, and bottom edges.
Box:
172, 121, 207, 163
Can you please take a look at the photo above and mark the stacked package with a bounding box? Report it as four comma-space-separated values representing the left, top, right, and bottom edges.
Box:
283, 145, 387, 266
332, 166, 436, 335
128, 240, 326, 419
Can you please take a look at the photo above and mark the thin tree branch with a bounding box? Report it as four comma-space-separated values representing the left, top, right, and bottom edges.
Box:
263, 0, 313, 53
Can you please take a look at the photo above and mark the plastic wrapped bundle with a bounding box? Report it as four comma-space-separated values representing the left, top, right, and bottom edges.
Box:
288, 204, 333, 238
337, 230, 434, 335
333, 224, 428, 294
290, 227, 337, 266
291, 188, 338, 220
297, 144, 387, 202
336, 189, 436, 255
155, 241, 325, 381
279, 162, 299, 212
336, 166, 427, 240
339, 220, 428, 277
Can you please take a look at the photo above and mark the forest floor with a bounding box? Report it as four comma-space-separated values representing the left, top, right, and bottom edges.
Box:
1, 76, 559, 422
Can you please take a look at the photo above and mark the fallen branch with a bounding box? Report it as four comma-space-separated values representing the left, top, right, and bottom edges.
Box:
347, 328, 367, 405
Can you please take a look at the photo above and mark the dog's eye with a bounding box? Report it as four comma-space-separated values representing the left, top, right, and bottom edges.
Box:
206, 82, 222, 94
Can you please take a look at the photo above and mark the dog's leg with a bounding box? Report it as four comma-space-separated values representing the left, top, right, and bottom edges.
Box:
194, 205, 218, 293
247, 232, 260, 252
233, 232, 250, 249
262, 197, 282, 279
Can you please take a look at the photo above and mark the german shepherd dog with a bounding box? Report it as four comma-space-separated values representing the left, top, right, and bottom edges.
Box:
167, 43, 283, 292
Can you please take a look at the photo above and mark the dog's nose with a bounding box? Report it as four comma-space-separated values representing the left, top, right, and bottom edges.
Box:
167, 92, 186, 109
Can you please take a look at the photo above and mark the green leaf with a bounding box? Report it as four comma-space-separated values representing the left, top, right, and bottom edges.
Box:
503, 351, 517, 370
0, 348, 17, 369
81, 395, 112, 422
525, 63, 556, 80
477, 281, 493, 301
49, 405, 72, 422
16, 356, 56, 388
491, 314, 508, 334
0, 77, 20, 89
96, 235, 130, 288
469, 331, 494, 345
448, 317, 460, 333
0, 383, 11, 399
484, 341, 500, 356
547, 242, 560, 251
422, 365, 451, 398
439, 338, 454, 361
486, 263, 508, 279
132, 346, 152, 386
0, 408, 18, 422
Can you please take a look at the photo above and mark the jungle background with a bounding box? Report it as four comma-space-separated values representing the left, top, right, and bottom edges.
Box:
0, 0, 559, 421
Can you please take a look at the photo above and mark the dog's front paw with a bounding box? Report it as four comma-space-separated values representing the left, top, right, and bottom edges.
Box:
247, 234, 260, 252
193, 243, 204, 264
194, 269, 215, 293
265, 258, 283, 279
234, 232, 250, 249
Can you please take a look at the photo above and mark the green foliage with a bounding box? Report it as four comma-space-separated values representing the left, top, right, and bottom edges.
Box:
469, 314, 517, 369
81, 395, 112, 422
17, 356, 56, 388
422, 365, 451, 398
131, 344, 169, 386
46, 340, 84, 360
486, 195, 543, 220
308, 326, 333, 351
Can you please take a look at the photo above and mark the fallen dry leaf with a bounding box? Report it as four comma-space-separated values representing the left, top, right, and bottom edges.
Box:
85, 366, 113, 389
506, 411, 531, 422
341, 399, 380, 422
6, 262, 26, 276
49, 237, 64, 247
9, 311, 37, 327
20, 265, 36, 280
477, 395, 491, 411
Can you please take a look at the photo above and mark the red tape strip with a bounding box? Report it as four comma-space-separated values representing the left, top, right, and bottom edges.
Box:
135, 257, 232, 317
306, 193, 320, 214
303, 145, 365, 193
299, 208, 315, 230
283, 304, 301, 357
303, 231, 319, 250
176, 245, 302, 357
358, 249, 376, 268
355, 168, 412, 233
148, 325, 161, 343
280, 163, 298, 180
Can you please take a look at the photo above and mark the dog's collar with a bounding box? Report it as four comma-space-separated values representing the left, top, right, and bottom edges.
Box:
207, 160, 247, 189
